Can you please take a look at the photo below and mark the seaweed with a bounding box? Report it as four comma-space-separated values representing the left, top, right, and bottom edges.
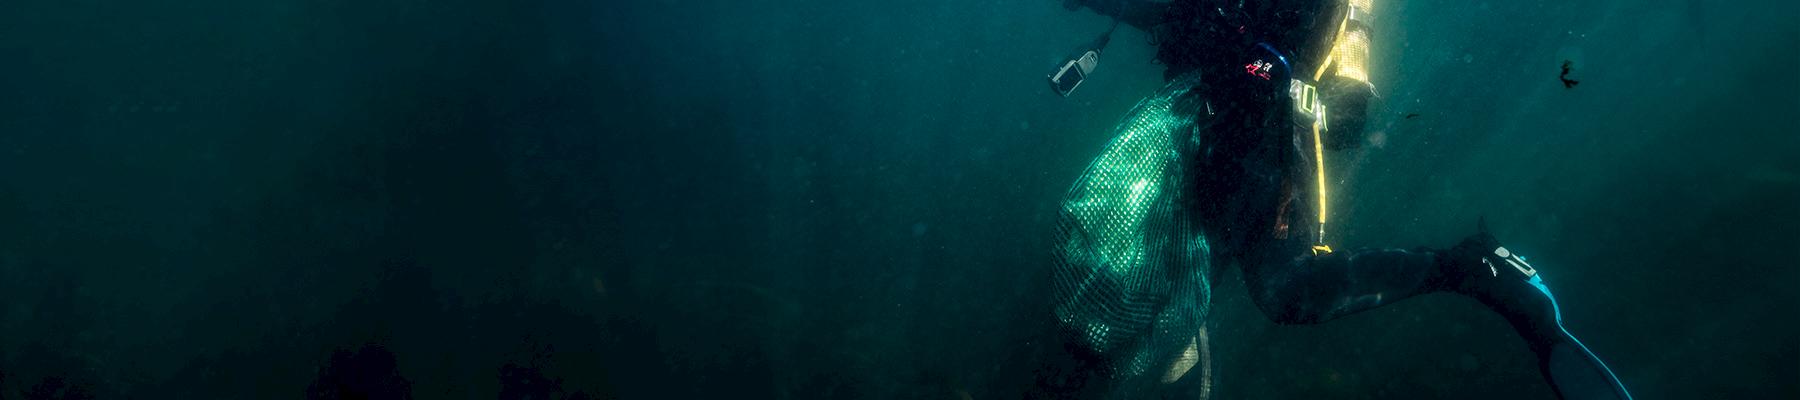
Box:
22, 376, 91, 400
496, 338, 594, 400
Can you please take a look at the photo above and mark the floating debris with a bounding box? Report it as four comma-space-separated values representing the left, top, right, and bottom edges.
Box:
1560, 60, 1581, 88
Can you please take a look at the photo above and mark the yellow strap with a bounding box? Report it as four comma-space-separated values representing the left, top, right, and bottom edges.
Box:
1312, 107, 1328, 245
1313, 13, 1350, 81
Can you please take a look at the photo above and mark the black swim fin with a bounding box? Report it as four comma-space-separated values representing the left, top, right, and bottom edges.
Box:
1445, 225, 1633, 400
1529, 275, 1634, 400
1544, 330, 1633, 400
1512, 266, 1641, 398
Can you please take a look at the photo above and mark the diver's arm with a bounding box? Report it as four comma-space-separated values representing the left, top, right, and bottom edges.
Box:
1064, 0, 1163, 31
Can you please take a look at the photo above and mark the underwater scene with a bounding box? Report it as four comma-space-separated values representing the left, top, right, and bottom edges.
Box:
0, 0, 1794, 398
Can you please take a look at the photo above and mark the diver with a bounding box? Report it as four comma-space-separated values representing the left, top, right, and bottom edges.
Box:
1033, 0, 1634, 399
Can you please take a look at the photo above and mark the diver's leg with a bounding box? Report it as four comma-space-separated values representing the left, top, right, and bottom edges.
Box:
1240, 233, 1634, 399
1240, 247, 1453, 324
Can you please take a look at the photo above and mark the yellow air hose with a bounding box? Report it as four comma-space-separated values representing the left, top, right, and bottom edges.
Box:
1308, 0, 1374, 255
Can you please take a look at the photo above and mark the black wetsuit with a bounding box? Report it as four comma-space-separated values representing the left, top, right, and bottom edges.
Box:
1184, 71, 1451, 326
1071, 0, 1451, 343
1035, 1, 1635, 399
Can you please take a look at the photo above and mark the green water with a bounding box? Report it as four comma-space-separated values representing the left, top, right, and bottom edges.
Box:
0, 0, 1793, 398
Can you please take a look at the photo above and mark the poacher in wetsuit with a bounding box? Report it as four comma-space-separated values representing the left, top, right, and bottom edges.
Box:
1040, 1, 1633, 399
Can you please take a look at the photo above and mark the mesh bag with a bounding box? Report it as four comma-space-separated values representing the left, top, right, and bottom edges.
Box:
1052, 76, 1214, 398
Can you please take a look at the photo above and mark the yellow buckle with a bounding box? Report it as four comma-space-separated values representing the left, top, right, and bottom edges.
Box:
1289, 79, 1326, 132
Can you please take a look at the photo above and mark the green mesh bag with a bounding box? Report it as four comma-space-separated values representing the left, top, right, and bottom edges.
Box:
1052, 75, 1214, 398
